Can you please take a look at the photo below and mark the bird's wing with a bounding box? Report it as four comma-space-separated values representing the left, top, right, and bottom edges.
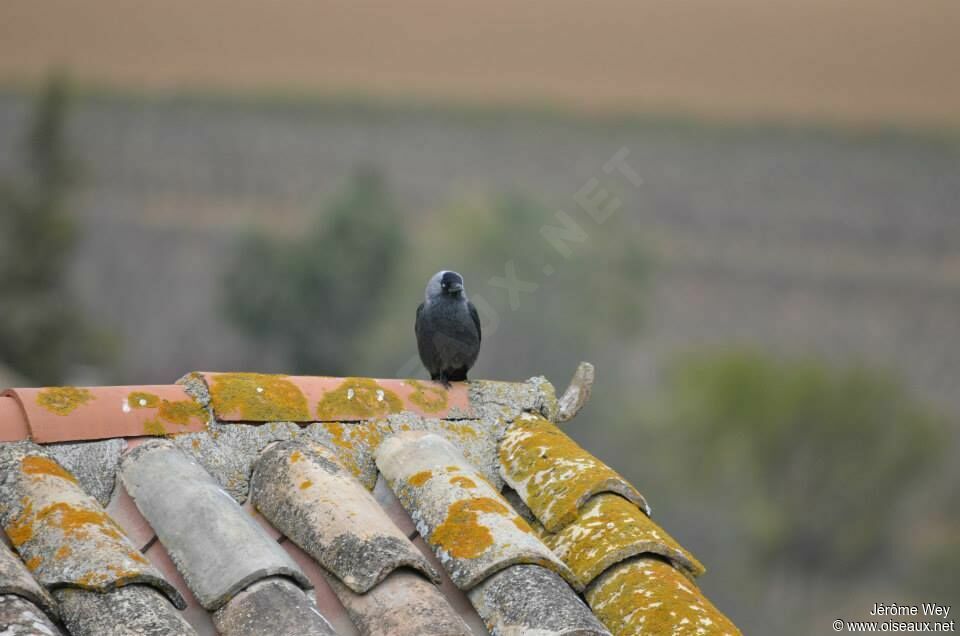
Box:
416, 302, 425, 332
468, 301, 482, 343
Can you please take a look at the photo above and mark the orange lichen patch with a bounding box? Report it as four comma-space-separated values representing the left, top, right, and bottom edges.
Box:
299, 480, 313, 490
543, 494, 704, 589
290, 451, 303, 463
191, 439, 201, 450
315, 378, 403, 420
499, 413, 647, 532
129, 391, 206, 430
440, 420, 478, 439
585, 557, 741, 636
5, 498, 35, 547
21, 455, 79, 484
209, 372, 310, 421
449, 475, 477, 489
55, 545, 73, 560
37, 502, 124, 540
404, 379, 449, 413
408, 470, 433, 487
36, 387, 94, 416
127, 391, 160, 409
25, 556, 41, 571
142, 419, 167, 436
128, 550, 148, 564
446, 466, 461, 472
430, 498, 512, 559
317, 420, 385, 486
512, 517, 534, 533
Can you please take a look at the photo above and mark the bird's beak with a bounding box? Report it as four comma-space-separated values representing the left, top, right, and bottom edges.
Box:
447, 282, 463, 293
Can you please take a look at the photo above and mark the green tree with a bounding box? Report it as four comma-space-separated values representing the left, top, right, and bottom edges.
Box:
222, 167, 404, 375
0, 75, 103, 384
655, 349, 944, 575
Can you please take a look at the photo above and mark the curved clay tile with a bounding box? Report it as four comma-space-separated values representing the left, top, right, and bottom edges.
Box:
119, 440, 312, 610
3, 385, 208, 443
251, 440, 439, 594
195, 372, 473, 422
585, 556, 741, 636
376, 431, 574, 591
0, 396, 28, 443
498, 413, 650, 533
541, 493, 705, 591
0, 442, 185, 609
0, 539, 59, 622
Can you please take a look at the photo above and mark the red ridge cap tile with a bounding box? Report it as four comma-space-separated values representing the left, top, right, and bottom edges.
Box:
0, 395, 29, 442
3, 385, 208, 443
197, 372, 474, 422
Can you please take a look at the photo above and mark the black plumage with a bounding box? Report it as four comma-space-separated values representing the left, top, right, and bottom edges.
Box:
415, 270, 481, 386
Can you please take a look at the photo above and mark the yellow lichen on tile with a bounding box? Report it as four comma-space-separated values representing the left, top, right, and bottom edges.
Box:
408, 470, 433, 486
585, 558, 741, 636
299, 480, 313, 490
499, 413, 646, 532
128, 391, 206, 429
36, 387, 94, 416
142, 419, 167, 436
5, 498, 35, 547
449, 475, 477, 489
316, 378, 403, 420
38, 502, 124, 540
430, 498, 512, 559
21, 456, 79, 484
543, 494, 704, 589
210, 372, 310, 421
404, 379, 449, 413
25, 556, 42, 571
318, 420, 386, 487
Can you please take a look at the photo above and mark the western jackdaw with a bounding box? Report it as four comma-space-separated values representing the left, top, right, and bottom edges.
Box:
415, 270, 481, 386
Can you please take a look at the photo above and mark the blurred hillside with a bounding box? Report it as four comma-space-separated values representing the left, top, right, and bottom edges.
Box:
3, 0, 960, 128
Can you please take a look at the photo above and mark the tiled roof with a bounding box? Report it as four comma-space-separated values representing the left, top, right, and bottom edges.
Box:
0, 367, 740, 635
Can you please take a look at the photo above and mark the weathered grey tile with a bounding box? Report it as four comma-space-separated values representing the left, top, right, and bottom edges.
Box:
55, 584, 197, 636
376, 431, 573, 591
0, 442, 184, 609
499, 413, 649, 533
300, 420, 389, 490
172, 420, 301, 502
382, 413, 504, 490
120, 439, 311, 610
542, 493, 704, 591
0, 593, 64, 636
213, 577, 337, 636
325, 569, 472, 636
44, 438, 126, 506
466, 376, 558, 423
0, 539, 58, 622
251, 440, 438, 593
584, 557, 741, 636
469, 565, 611, 636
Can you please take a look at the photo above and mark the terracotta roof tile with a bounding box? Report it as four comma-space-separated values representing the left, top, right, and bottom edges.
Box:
3, 386, 208, 443
468, 564, 611, 635
0, 538, 58, 622
0, 592, 65, 635
250, 440, 439, 593
119, 440, 312, 610
0, 442, 184, 609
499, 413, 650, 533
585, 557, 740, 636
377, 430, 575, 591
541, 493, 705, 590
0, 370, 740, 635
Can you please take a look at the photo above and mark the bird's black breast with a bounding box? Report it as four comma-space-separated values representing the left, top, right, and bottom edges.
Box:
415, 298, 481, 380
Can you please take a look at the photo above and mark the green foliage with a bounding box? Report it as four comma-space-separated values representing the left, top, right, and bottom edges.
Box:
222, 167, 404, 375
0, 76, 105, 384
657, 349, 944, 575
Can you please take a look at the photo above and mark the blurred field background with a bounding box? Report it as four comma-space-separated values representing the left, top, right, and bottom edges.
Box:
1, 2, 959, 633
